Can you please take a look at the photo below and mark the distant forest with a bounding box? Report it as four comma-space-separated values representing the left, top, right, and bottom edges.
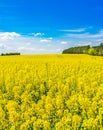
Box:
1, 52, 20, 56
62, 43, 103, 56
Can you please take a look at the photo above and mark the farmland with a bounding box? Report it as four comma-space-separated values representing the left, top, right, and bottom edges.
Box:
0, 54, 103, 129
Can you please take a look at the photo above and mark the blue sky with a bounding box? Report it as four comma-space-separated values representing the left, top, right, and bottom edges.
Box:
0, 0, 103, 54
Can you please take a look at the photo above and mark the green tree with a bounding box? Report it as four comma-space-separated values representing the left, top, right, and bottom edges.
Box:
88, 48, 96, 55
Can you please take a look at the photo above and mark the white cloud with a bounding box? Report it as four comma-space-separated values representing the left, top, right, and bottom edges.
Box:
47, 44, 52, 47
0, 29, 103, 54
60, 41, 68, 45
0, 32, 20, 39
34, 32, 44, 37
40, 38, 51, 43
95, 38, 103, 42
66, 29, 103, 39
0, 32, 20, 41
26, 42, 32, 46
17, 46, 36, 51
0, 32, 56, 54
39, 48, 46, 51
0, 32, 20, 37
90, 30, 103, 38
77, 42, 92, 46
60, 28, 86, 33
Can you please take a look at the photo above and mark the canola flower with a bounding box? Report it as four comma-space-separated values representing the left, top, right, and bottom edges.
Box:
0, 54, 103, 129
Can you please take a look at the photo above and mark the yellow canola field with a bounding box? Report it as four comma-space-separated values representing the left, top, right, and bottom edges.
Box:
0, 54, 103, 130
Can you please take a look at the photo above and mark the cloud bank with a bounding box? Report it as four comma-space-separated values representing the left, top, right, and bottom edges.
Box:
0, 28, 103, 54
60, 28, 86, 33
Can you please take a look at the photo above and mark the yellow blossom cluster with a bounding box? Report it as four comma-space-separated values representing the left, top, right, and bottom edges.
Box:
0, 54, 103, 129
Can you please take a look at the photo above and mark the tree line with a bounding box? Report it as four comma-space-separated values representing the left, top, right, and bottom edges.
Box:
1, 52, 20, 56
62, 43, 103, 56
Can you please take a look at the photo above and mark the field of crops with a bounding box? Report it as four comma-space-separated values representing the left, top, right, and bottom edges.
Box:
0, 54, 103, 130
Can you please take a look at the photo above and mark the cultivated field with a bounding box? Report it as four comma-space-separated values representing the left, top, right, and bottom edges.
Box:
0, 54, 103, 130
